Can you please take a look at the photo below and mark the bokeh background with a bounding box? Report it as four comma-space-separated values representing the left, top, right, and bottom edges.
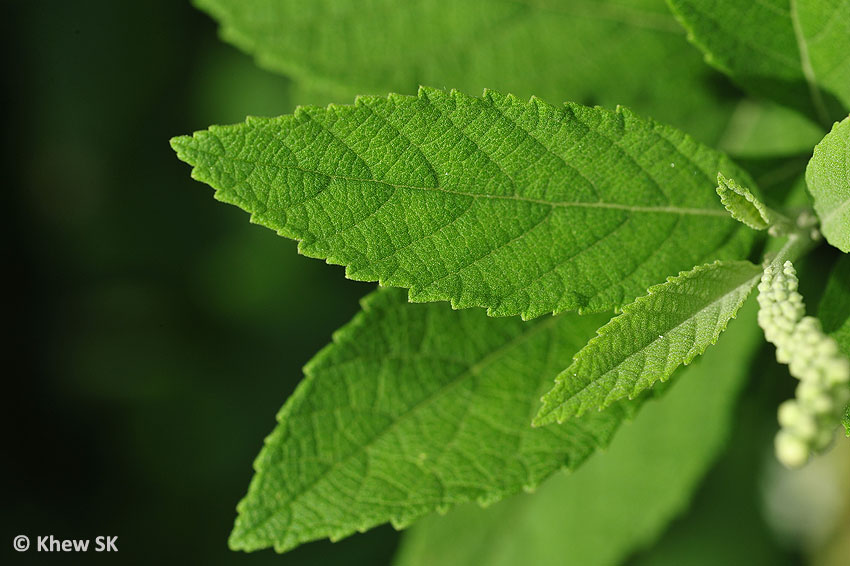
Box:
5, 1, 848, 564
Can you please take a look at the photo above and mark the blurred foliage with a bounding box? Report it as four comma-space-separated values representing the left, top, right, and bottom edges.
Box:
7, 1, 387, 564
194, 0, 741, 145
5, 1, 848, 565
395, 299, 763, 566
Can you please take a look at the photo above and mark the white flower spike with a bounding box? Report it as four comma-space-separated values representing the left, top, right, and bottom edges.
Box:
757, 261, 850, 468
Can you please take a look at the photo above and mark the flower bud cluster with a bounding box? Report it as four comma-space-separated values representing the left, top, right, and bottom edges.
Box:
757, 261, 850, 468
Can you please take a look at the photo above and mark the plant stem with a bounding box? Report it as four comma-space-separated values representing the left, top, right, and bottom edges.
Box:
763, 210, 820, 268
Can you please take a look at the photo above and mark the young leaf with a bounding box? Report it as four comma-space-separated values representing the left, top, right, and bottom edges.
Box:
716, 173, 770, 230
229, 288, 648, 553
195, 0, 737, 143
395, 298, 761, 566
807, 115, 850, 252
535, 260, 762, 424
172, 88, 755, 319
667, 0, 850, 125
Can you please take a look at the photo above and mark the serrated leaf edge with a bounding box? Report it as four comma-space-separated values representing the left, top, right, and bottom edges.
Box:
534, 259, 762, 425
716, 172, 770, 230
171, 86, 751, 322
228, 288, 637, 553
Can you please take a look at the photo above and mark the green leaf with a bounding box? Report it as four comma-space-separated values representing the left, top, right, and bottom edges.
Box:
228, 288, 648, 553
807, 115, 850, 252
535, 260, 762, 424
819, 255, 850, 343
394, 298, 761, 566
194, 0, 737, 143
716, 99, 826, 158
172, 88, 755, 319
844, 406, 850, 436
666, 0, 850, 125
628, 380, 790, 566
818, 255, 850, 435
716, 173, 770, 230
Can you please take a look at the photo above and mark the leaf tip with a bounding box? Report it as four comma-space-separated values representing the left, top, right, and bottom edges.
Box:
169, 134, 195, 160
715, 173, 770, 230
531, 404, 557, 427
227, 529, 247, 552
228, 515, 265, 554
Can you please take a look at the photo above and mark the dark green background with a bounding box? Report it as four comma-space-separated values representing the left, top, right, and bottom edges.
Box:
4, 1, 818, 564
7, 1, 392, 563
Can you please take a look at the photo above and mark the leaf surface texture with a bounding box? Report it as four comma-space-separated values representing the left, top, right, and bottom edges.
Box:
228, 288, 650, 552
536, 260, 762, 423
807, 115, 850, 252
195, 0, 737, 143
395, 298, 761, 566
716, 173, 770, 230
172, 88, 754, 318
667, 0, 850, 124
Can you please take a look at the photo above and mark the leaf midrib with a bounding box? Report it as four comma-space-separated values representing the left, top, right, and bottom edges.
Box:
790, 0, 831, 125
821, 197, 850, 228
554, 268, 760, 415
194, 145, 730, 217
244, 314, 561, 547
